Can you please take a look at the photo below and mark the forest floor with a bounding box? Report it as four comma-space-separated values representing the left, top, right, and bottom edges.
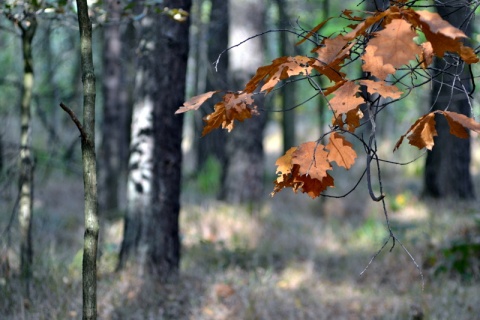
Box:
1, 140, 480, 319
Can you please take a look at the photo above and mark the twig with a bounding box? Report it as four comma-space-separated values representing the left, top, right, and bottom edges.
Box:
59, 102, 87, 141
214, 29, 318, 72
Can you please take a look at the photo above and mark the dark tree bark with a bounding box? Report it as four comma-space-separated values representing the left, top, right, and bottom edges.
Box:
119, 0, 191, 279
423, 2, 475, 199
99, 0, 126, 217
195, 0, 229, 172
220, 0, 267, 204
275, 0, 296, 153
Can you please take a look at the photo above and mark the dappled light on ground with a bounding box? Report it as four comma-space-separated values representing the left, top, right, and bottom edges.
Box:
1, 169, 480, 319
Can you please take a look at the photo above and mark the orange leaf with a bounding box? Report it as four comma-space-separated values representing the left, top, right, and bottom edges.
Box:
416, 10, 467, 39
326, 133, 357, 169
323, 80, 347, 96
271, 149, 302, 197
362, 46, 396, 80
413, 10, 479, 63
311, 35, 352, 82
420, 42, 434, 68
394, 113, 437, 151
274, 147, 297, 175
176, 90, 219, 114
367, 19, 422, 69
359, 80, 403, 99
292, 141, 332, 180
271, 145, 335, 198
439, 110, 480, 138
202, 92, 256, 136
244, 56, 313, 93
343, 10, 390, 40
332, 107, 364, 132
329, 81, 363, 115
294, 170, 335, 199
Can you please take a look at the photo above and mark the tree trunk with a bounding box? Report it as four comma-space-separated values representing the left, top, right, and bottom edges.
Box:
119, 0, 191, 279
74, 1, 100, 318
18, 13, 37, 293
195, 0, 229, 172
423, 3, 475, 199
220, 0, 267, 204
275, 0, 296, 152
99, 0, 128, 217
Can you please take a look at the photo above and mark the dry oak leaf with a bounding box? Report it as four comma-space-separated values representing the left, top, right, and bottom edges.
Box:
202, 92, 256, 136
359, 80, 402, 99
420, 41, 434, 68
272, 147, 301, 196
292, 141, 332, 180
274, 147, 297, 176
271, 146, 335, 199
414, 10, 479, 63
416, 10, 466, 39
395, 111, 480, 151
439, 110, 480, 138
332, 107, 364, 132
394, 113, 437, 151
295, 170, 335, 199
176, 90, 219, 114
329, 81, 364, 116
272, 165, 334, 199
343, 10, 390, 40
311, 35, 353, 82
367, 19, 422, 69
362, 46, 396, 80
244, 56, 313, 93
326, 133, 357, 169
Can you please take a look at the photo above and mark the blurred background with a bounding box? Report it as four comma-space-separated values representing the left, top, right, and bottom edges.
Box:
0, 0, 479, 318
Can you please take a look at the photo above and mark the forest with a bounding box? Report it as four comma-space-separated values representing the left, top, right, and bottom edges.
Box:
1, 0, 480, 319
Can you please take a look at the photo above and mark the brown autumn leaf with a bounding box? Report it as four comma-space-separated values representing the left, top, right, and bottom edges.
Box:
323, 80, 347, 96
343, 10, 390, 40
329, 81, 363, 115
331, 107, 364, 132
275, 147, 297, 176
311, 35, 352, 82
271, 168, 300, 197
294, 170, 335, 199
244, 56, 313, 93
176, 90, 219, 114
271, 148, 302, 197
362, 46, 396, 80
202, 92, 256, 136
411, 10, 479, 63
394, 111, 480, 151
203, 103, 225, 136
292, 141, 332, 180
415, 10, 467, 39
408, 113, 437, 150
326, 133, 357, 169
271, 142, 338, 198
439, 110, 480, 138
394, 113, 437, 151
359, 80, 403, 99
367, 19, 422, 69
420, 41, 434, 68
